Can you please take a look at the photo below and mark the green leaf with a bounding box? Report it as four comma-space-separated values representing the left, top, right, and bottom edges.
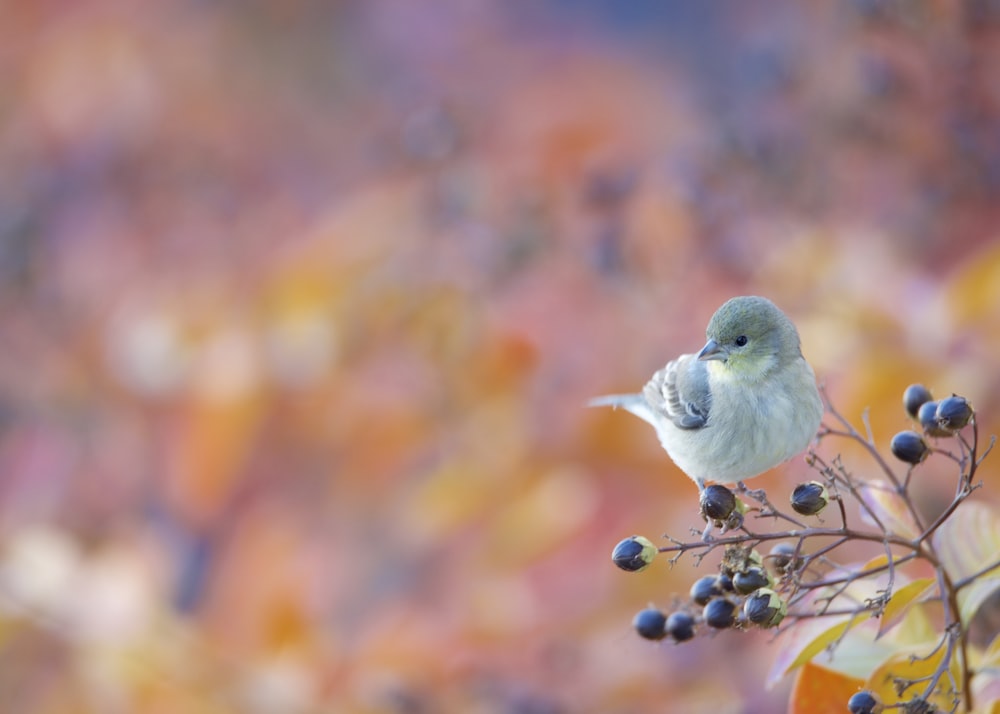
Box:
876, 577, 936, 640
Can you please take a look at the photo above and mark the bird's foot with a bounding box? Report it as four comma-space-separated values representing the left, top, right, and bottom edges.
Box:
700, 521, 715, 543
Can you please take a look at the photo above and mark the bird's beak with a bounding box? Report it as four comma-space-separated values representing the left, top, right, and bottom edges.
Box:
697, 339, 727, 362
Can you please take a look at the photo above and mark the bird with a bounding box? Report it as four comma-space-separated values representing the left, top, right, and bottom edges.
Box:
590, 295, 823, 492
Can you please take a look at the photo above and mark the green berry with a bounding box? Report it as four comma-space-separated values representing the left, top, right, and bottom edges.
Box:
890, 430, 929, 465
612, 536, 657, 572
903, 384, 933, 420
632, 607, 667, 640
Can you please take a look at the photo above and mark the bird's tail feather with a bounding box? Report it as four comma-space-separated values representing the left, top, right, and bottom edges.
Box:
587, 394, 655, 424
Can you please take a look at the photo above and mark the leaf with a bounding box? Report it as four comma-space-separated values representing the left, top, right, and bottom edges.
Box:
768, 614, 863, 686
959, 576, 1000, 626
985, 631, 1000, 665
860, 553, 891, 573
972, 666, 1000, 714
932, 501, 1000, 623
865, 640, 960, 711
788, 662, 866, 714
857, 484, 920, 540
877, 577, 937, 639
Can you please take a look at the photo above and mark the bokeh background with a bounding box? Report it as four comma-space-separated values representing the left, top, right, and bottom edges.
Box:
3, 1, 1000, 712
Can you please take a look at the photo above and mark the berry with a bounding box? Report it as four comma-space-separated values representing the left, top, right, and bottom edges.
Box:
665, 611, 695, 642
702, 598, 737, 629
715, 572, 734, 592
903, 384, 933, 420
791, 481, 829, 516
632, 608, 667, 640
612, 536, 657, 572
743, 588, 786, 627
936, 395, 972, 432
917, 401, 950, 438
690, 575, 723, 605
733, 566, 772, 595
847, 690, 882, 714
700, 485, 737, 521
721, 545, 763, 577
890, 430, 929, 465
769, 542, 800, 572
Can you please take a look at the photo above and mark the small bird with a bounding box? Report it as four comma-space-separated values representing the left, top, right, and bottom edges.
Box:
590, 296, 823, 491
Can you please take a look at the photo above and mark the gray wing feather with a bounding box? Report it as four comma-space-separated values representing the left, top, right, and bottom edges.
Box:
643, 355, 711, 430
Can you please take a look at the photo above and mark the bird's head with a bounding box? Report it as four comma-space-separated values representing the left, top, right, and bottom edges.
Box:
698, 296, 802, 383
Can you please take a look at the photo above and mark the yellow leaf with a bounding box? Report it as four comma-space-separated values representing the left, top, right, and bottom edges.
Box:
877, 578, 937, 639
768, 614, 863, 684
866, 641, 961, 710
860, 554, 891, 573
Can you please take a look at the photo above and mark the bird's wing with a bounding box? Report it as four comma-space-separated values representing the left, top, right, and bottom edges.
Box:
643, 354, 711, 430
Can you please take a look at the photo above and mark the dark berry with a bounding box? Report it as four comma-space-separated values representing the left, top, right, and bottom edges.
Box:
715, 572, 734, 592
936, 395, 972, 432
612, 536, 657, 572
690, 575, 723, 605
702, 598, 737, 629
847, 690, 882, 714
721, 545, 763, 577
903, 384, 933, 420
790, 481, 829, 516
665, 611, 696, 642
700, 485, 737, 521
890, 430, 929, 465
733, 566, 772, 595
917, 401, 950, 438
632, 607, 667, 640
743, 588, 786, 627
769, 542, 800, 572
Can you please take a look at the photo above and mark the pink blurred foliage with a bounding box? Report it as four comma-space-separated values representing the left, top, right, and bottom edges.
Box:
0, 1, 998, 712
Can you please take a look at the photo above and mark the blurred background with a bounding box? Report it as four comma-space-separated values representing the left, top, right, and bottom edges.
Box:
2, 1, 1000, 712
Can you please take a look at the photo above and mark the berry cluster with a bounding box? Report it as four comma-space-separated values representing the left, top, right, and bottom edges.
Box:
609, 384, 991, 713
615, 536, 794, 641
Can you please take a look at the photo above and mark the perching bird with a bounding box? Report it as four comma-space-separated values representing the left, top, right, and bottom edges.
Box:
590, 296, 823, 491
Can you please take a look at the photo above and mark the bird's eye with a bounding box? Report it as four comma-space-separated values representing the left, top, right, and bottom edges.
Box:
735, 335, 748, 347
